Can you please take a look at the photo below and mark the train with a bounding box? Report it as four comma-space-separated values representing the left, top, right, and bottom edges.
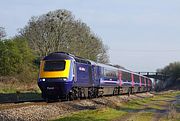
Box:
38, 52, 152, 100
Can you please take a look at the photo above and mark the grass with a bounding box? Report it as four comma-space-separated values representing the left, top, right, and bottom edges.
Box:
159, 91, 180, 121
175, 104, 180, 108
54, 108, 127, 121
159, 109, 180, 121
0, 81, 42, 102
53, 90, 180, 121
0, 82, 17, 93
119, 96, 153, 111
0, 81, 40, 93
128, 112, 154, 121
53, 97, 155, 121
0, 75, 40, 93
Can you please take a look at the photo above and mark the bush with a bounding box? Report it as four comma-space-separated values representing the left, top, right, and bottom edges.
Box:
0, 37, 38, 82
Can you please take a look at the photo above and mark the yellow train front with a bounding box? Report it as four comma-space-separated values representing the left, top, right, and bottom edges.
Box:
38, 52, 74, 100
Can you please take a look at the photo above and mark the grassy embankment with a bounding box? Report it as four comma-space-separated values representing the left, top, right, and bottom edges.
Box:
53, 91, 180, 121
0, 76, 40, 93
0, 81, 40, 93
0, 78, 41, 102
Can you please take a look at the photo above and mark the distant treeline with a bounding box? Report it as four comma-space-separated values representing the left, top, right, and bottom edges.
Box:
156, 62, 180, 89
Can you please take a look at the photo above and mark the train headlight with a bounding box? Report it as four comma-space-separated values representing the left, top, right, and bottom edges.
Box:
39, 78, 45, 82
63, 78, 67, 81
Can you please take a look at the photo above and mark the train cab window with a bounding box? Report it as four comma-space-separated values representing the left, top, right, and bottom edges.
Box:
134, 75, 140, 83
44, 60, 66, 71
122, 72, 131, 82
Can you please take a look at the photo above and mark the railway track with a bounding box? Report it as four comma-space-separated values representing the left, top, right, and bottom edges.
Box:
0, 91, 150, 110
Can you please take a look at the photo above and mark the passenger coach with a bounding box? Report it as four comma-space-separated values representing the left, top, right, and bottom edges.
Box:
38, 52, 152, 100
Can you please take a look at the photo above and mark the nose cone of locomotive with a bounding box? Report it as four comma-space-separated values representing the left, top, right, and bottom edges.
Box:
37, 52, 74, 99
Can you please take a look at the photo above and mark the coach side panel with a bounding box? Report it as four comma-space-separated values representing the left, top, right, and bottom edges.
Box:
73, 62, 93, 87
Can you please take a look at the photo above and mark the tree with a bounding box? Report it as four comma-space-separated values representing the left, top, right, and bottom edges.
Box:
158, 62, 180, 80
0, 27, 6, 40
0, 37, 35, 78
157, 61, 180, 89
97, 43, 109, 64
20, 9, 109, 63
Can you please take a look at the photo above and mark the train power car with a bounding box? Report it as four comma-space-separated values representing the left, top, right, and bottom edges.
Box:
38, 52, 152, 100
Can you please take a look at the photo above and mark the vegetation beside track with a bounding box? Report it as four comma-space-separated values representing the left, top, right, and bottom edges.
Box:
54, 108, 126, 121
53, 90, 180, 121
0, 80, 42, 103
0, 81, 40, 93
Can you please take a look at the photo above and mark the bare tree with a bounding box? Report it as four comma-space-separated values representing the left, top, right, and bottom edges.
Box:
0, 27, 6, 40
97, 42, 109, 64
20, 9, 109, 63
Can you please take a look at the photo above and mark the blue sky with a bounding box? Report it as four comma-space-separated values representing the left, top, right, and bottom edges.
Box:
1, 0, 180, 72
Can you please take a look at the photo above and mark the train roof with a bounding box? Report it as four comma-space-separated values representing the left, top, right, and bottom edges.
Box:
44, 52, 91, 64
95, 62, 149, 78
43, 52, 73, 60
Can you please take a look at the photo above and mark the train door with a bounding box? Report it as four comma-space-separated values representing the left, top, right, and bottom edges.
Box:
73, 61, 77, 83
92, 65, 100, 87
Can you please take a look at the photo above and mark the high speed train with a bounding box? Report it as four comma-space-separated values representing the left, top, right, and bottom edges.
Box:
38, 52, 152, 100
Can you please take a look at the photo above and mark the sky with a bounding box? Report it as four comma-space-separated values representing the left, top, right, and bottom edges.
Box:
1, 0, 180, 72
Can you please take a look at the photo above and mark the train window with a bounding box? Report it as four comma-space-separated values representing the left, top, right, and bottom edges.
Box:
122, 71, 131, 82
104, 69, 118, 78
143, 78, 147, 85
74, 58, 91, 64
134, 75, 140, 83
150, 80, 152, 86
142, 77, 144, 84
44, 60, 66, 71
146, 78, 148, 85
148, 79, 150, 86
